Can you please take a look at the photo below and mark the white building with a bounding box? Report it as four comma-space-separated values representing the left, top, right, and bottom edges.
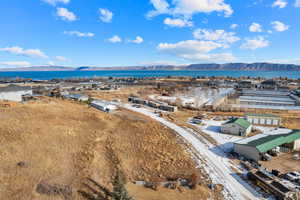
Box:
246, 113, 281, 126
0, 84, 32, 102
91, 100, 118, 113
63, 94, 89, 102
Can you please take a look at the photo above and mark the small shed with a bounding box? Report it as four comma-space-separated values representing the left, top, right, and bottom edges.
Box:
221, 118, 252, 136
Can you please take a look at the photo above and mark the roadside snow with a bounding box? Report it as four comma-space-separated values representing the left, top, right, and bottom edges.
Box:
122, 104, 263, 200
194, 119, 291, 151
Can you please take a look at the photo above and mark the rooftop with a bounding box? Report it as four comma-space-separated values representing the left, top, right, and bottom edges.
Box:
246, 113, 280, 118
0, 84, 31, 92
225, 118, 251, 129
261, 79, 278, 85
235, 130, 300, 153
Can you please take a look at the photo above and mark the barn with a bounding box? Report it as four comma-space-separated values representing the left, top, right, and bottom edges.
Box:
221, 118, 252, 136
234, 130, 300, 161
0, 84, 32, 102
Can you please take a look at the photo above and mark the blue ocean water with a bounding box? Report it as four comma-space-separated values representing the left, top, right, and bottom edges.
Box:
0, 70, 299, 80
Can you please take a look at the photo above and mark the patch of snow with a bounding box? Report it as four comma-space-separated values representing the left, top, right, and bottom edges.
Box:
121, 104, 264, 200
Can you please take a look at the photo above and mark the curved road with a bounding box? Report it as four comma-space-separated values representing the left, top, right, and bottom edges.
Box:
123, 104, 263, 200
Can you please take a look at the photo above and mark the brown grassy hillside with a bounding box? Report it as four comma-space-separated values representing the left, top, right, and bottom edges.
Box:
0, 98, 214, 200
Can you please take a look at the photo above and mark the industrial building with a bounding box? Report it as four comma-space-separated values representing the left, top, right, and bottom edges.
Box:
221, 118, 252, 136
246, 113, 281, 126
63, 94, 89, 102
236, 80, 254, 89
128, 97, 148, 105
259, 79, 279, 90
0, 84, 32, 102
128, 97, 178, 112
159, 104, 178, 112
91, 100, 118, 113
234, 130, 300, 161
238, 89, 298, 108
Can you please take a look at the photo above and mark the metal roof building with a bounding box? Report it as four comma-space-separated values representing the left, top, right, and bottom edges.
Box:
234, 130, 300, 161
90, 100, 118, 113
0, 84, 32, 102
221, 118, 252, 136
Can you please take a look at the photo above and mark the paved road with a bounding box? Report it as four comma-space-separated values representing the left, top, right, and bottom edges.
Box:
123, 104, 263, 200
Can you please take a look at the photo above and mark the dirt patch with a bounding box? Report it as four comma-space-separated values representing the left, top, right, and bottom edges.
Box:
126, 182, 223, 200
260, 152, 300, 173
86, 86, 156, 102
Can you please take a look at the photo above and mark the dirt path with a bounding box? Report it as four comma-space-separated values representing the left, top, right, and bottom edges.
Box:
122, 104, 264, 200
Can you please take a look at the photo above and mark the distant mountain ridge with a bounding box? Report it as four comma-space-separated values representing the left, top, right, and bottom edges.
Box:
0, 62, 300, 71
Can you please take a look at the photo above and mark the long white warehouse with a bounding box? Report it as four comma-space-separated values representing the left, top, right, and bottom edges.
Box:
0, 84, 32, 102
90, 100, 118, 113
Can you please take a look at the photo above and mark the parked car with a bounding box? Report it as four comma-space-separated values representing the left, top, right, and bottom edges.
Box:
290, 171, 300, 177
191, 117, 202, 124
132, 104, 141, 108
261, 153, 272, 161
285, 173, 298, 181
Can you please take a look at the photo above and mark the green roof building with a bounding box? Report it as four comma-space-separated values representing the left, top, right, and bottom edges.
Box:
221, 118, 252, 136
234, 130, 300, 161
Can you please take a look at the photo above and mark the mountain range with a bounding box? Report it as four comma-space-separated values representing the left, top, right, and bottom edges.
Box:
0, 63, 300, 71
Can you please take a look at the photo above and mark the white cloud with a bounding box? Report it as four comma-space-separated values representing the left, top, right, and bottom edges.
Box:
193, 29, 240, 47
138, 60, 180, 66
179, 52, 235, 62
99, 8, 113, 23
130, 36, 144, 44
158, 40, 222, 54
157, 40, 235, 62
296, 0, 300, 7
272, 0, 288, 8
64, 31, 94, 37
150, 0, 170, 13
48, 61, 55, 66
249, 22, 262, 32
0, 46, 48, 58
164, 17, 193, 27
230, 24, 238, 29
56, 7, 77, 21
271, 21, 289, 32
108, 35, 122, 43
147, 0, 233, 19
240, 36, 269, 50
268, 58, 300, 65
0, 61, 31, 67
42, 0, 70, 6
55, 56, 68, 61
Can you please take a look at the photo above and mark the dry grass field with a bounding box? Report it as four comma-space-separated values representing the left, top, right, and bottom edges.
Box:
86, 86, 158, 102
0, 98, 215, 200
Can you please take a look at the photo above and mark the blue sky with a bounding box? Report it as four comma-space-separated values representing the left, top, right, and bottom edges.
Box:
0, 0, 300, 68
